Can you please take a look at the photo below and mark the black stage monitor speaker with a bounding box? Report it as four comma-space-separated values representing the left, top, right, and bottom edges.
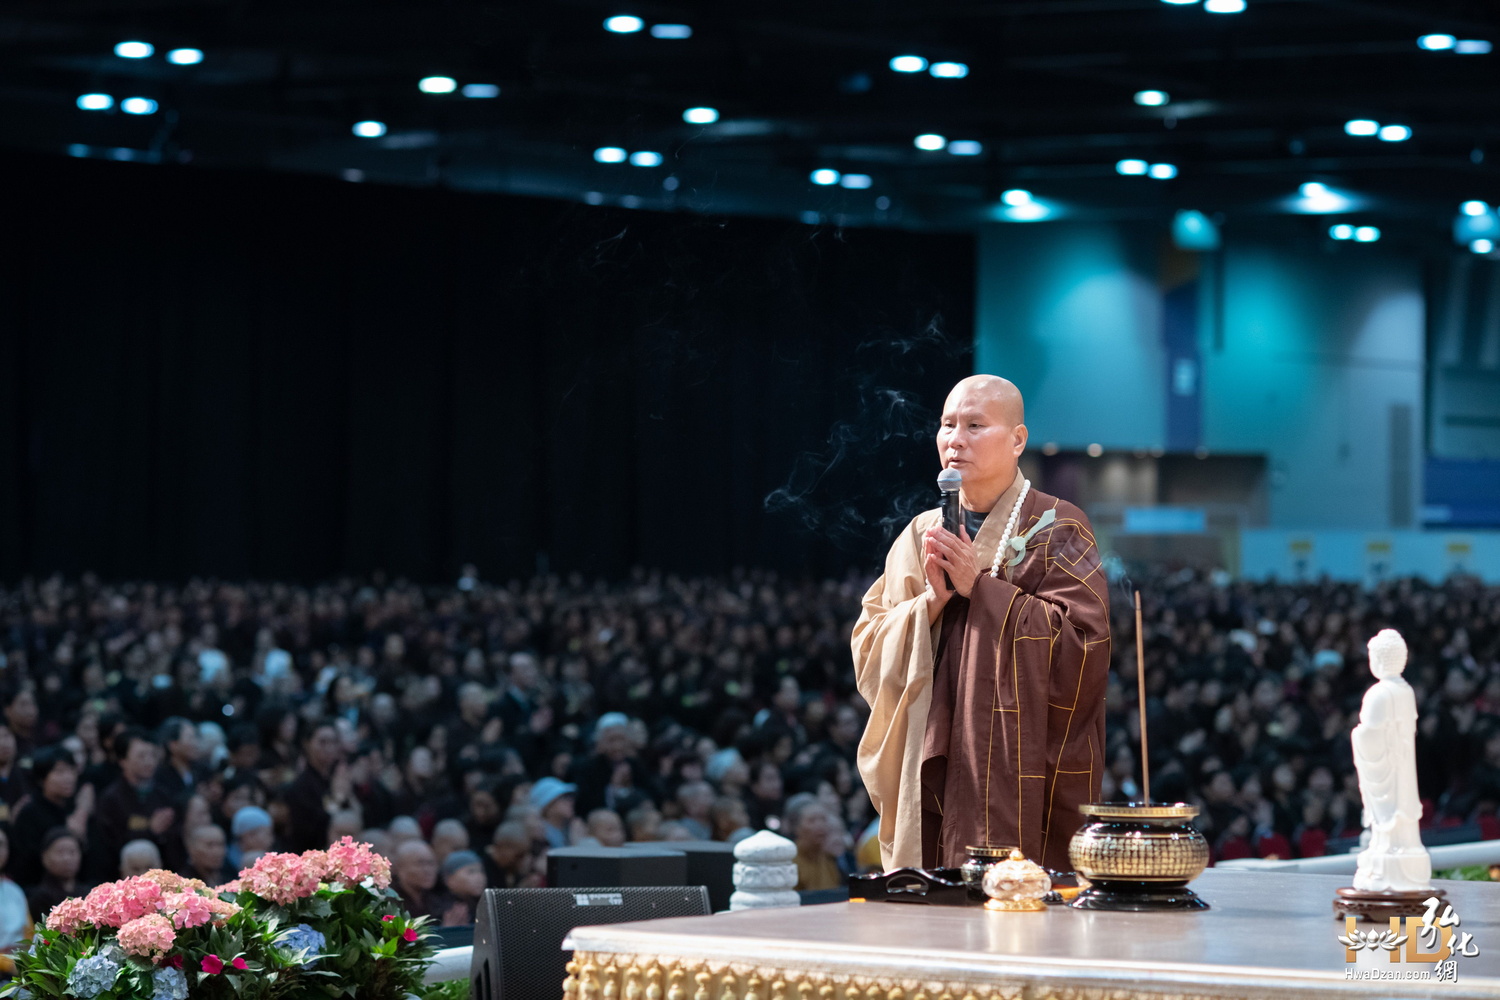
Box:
547, 846, 687, 888
470, 886, 710, 1000
625, 841, 736, 913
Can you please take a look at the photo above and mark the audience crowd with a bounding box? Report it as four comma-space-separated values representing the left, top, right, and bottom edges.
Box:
0, 565, 1493, 955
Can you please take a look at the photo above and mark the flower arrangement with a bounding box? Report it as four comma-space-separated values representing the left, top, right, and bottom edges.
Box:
5, 838, 434, 1000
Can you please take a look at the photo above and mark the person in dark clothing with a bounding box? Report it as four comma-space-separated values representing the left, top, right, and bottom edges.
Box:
153, 718, 204, 802
570, 714, 652, 816
12, 746, 92, 888
89, 729, 175, 883
0, 724, 30, 826
27, 828, 89, 924
283, 720, 352, 853
391, 839, 445, 920
180, 823, 234, 887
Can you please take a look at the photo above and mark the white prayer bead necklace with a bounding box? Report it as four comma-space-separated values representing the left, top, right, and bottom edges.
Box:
989, 479, 1031, 579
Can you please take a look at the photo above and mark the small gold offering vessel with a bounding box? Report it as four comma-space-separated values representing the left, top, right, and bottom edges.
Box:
981, 848, 1051, 912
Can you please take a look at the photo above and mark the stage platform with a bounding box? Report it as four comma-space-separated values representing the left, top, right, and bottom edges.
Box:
565, 869, 1500, 1000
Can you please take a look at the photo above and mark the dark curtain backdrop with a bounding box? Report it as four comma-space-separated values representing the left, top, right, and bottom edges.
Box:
0, 153, 973, 583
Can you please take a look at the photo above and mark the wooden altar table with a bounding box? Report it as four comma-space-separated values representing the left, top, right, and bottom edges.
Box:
565, 869, 1500, 1000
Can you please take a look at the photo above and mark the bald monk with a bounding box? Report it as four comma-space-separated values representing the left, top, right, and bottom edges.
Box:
852, 375, 1110, 872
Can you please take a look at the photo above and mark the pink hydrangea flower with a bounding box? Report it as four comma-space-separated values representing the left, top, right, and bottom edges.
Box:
139, 870, 189, 893
324, 837, 393, 890
82, 877, 165, 928
207, 897, 242, 922
117, 913, 177, 960
215, 880, 243, 895
43, 897, 90, 935
161, 892, 215, 930
238, 852, 324, 905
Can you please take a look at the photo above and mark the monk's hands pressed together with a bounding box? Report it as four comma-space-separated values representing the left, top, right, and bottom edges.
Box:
924, 523, 981, 600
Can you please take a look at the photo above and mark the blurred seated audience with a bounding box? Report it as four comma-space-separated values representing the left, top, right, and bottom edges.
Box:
0, 563, 1491, 924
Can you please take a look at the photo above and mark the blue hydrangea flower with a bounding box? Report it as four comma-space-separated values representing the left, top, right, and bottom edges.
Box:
152, 966, 189, 1000
65, 953, 121, 999
277, 924, 326, 966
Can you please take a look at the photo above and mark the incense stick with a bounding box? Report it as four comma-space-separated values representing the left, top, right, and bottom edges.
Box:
1135, 590, 1151, 805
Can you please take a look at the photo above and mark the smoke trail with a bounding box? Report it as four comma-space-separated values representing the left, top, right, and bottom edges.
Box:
762, 315, 966, 555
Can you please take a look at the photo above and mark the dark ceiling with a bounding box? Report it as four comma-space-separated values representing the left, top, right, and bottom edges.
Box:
4, 0, 1500, 234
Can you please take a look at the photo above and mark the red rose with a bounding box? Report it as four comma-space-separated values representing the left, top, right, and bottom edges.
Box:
168, 955, 184, 969
382, 915, 395, 922
202, 955, 224, 975
402, 929, 418, 943
231, 957, 248, 971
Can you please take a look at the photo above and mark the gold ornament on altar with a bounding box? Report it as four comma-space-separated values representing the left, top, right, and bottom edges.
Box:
980, 848, 1051, 911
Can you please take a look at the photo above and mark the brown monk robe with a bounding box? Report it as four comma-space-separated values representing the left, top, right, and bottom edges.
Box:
853, 375, 1110, 873
920, 483, 1110, 871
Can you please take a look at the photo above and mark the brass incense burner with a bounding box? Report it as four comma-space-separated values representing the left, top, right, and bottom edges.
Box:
1067, 802, 1210, 911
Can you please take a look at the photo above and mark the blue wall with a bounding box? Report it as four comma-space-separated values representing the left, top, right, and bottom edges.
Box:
976, 222, 1426, 530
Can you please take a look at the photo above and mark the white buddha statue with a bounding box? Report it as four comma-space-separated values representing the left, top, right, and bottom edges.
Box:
1351, 629, 1433, 893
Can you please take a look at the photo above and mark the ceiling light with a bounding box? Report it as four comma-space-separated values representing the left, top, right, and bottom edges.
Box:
1148, 163, 1178, 179
1463, 201, 1491, 216
419, 76, 457, 94
604, 15, 645, 33
120, 97, 158, 115
809, 169, 841, 186
1203, 0, 1246, 11
114, 41, 154, 59
683, 107, 719, 124
584, 192, 605, 205
1378, 125, 1412, 142
1116, 159, 1148, 175
1418, 34, 1456, 50
1329, 225, 1354, 240
1134, 90, 1169, 107
929, 62, 969, 79
1295, 183, 1353, 214
628, 150, 663, 167
1002, 189, 1033, 206
889, 55, 928, 73
946, 140, 983, 156
1473, 239, 1495, 254
1455, 39, 1493, 54
166, 48, 202, 65
594, 146, 627, 163
1344, 119, 1379, 136
914, 134, 947, 151
997, 202, 1051, 222
1172, 210, 1220, 251
77, 93, 114, 111
1354, 226, 1381, 242
461, 83, 500, 98
650, 24, 693, 39
840, 174, 872, 189
352, 120, 386, 137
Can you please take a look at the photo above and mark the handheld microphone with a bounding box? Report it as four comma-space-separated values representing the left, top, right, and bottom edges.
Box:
937, 468, 962, 536
937, 468, 962, 591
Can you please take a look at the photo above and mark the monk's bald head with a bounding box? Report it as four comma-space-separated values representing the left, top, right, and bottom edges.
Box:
943, 375, 1024, 428
936, 374, 1028, 509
